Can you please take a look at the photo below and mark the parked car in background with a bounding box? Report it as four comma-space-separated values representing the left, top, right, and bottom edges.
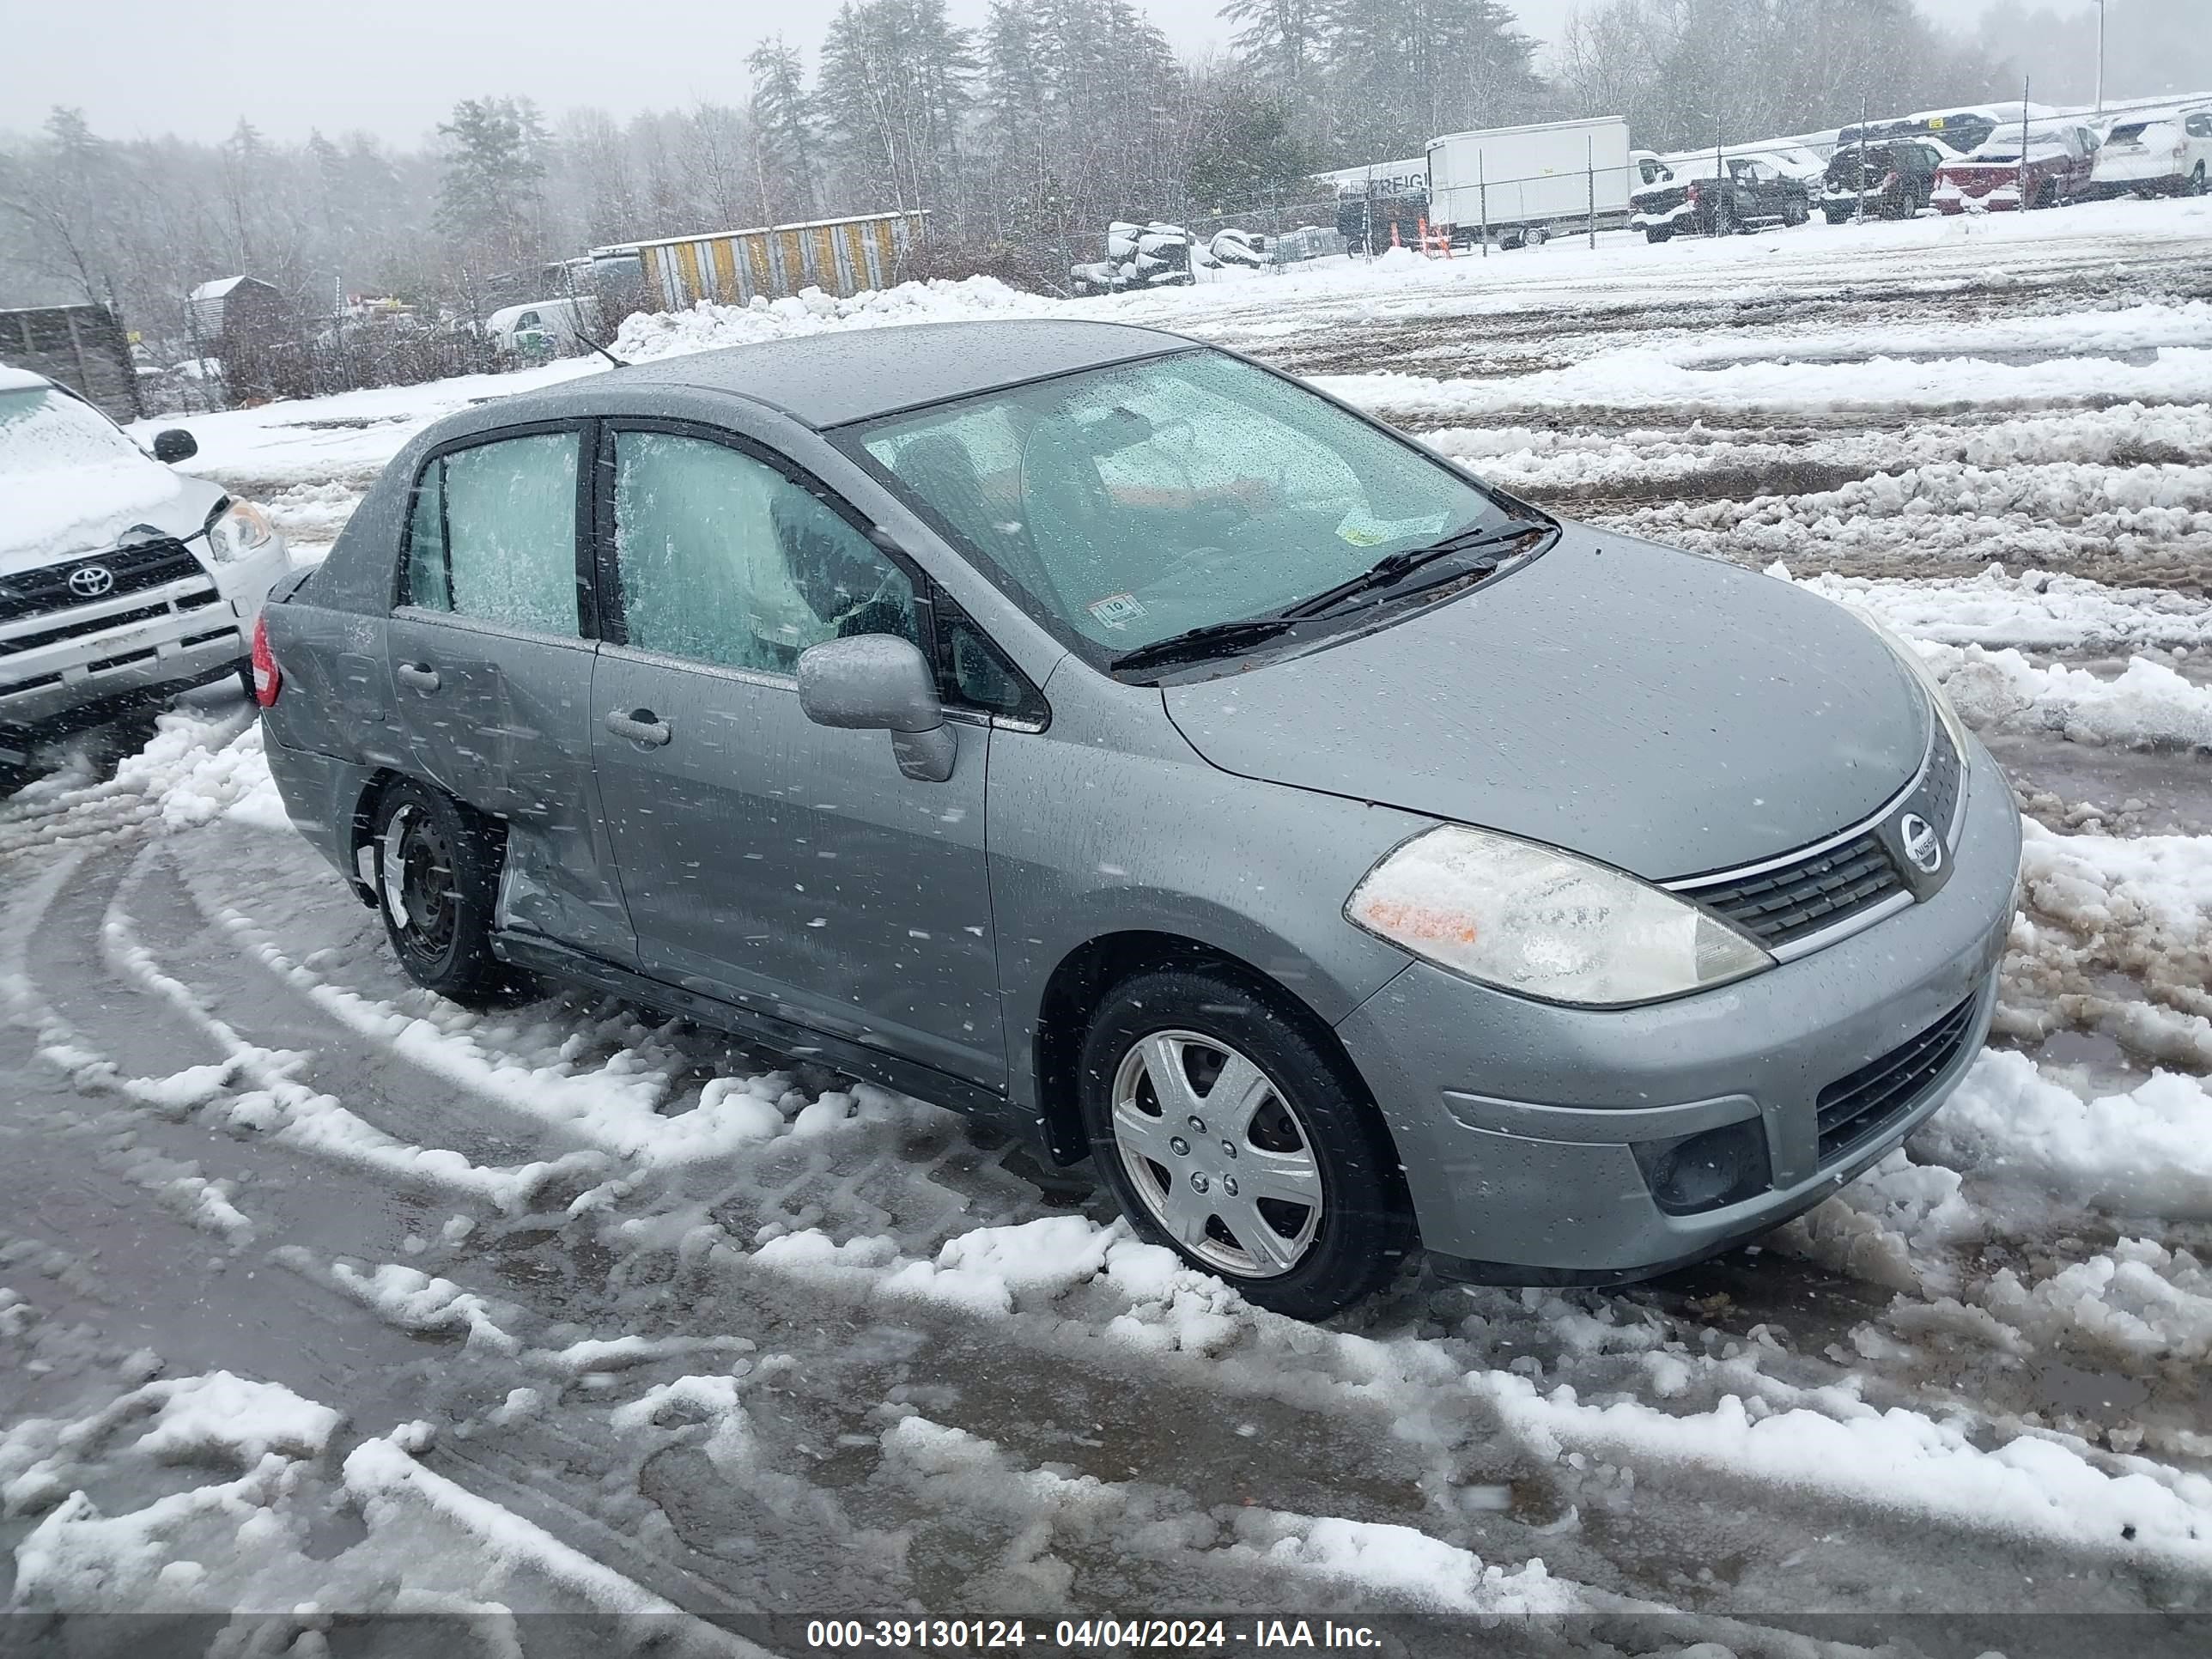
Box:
1740, 144, 1829, 186
1820, 139, 1946, 222
1633, 155, 1811, 241
0, 368, 289, 781
254, 319, 2020, 1318
1934, 122, 2101, 212
2093, 109, 2212, 198
1838, 103, 2054, 158
486, 296, 602, 360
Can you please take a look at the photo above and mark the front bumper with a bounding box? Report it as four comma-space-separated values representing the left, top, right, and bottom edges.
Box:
0, 541, 289, 738
1334, 737, 2021, 1279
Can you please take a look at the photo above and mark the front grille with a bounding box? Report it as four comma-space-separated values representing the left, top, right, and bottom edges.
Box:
0, 539, 205, 622
1686, 831, 1905, 948
1816, 995, 1978, 1163
0, 603, 172, 657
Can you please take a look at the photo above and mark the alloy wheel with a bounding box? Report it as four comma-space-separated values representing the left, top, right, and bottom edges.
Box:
1109, 1030, 1323, 1278
381, 802, 459, 964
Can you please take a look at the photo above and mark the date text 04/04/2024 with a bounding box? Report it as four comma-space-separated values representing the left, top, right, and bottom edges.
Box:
804, 1619, 1383, 1649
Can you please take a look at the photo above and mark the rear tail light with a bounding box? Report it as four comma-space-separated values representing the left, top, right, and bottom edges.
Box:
1686, 181, 1702, 204
1881, 171, 1899, 190
250, 612, 282, 708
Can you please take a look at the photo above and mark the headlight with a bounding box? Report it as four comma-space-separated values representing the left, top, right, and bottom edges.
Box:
203, 498, 280, 563
1346, 826, 1771, 1007
1854, 607, 1970, 762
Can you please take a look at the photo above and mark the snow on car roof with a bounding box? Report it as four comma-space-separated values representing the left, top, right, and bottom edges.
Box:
0, 363, 51, 392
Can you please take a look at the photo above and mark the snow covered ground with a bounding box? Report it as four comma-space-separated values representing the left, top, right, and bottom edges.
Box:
8, 195, 2212, 1646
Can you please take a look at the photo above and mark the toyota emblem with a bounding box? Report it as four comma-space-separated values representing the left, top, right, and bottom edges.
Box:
67, 564, 115, 599
1899, 811, 1943, 873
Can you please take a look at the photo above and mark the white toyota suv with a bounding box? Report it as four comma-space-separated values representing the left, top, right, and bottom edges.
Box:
0, 367, 289, 779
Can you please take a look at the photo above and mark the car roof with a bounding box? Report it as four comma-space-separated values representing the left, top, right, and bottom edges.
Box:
591, 318, 1194, 430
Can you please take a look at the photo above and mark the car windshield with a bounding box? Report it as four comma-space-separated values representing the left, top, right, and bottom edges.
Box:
847, 350, 1519, 659
0, 386, 144, 476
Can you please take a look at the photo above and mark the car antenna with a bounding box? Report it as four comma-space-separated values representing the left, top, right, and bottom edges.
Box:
587, 338, 630, 370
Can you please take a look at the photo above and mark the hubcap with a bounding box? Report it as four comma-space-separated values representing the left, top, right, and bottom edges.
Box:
1109, 1030, 1323, 1279
381, 804, 459, 963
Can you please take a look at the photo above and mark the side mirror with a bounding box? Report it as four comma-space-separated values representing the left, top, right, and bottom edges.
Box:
797, 635, 957, 783
152, 428, 198, 464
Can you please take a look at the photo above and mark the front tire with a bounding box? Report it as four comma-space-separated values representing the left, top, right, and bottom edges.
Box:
1077, 966, 1413, 1320
372, 778, 534, 1008
1644, 224, 1674, 244
2191, 163, 2209, 198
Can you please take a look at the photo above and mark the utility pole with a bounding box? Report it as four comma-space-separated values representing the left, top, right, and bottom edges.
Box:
2095, 1, 2107, 113
1587, 136, 1597, 250
1856, 94, 1869, 224
2022, 78, 2033, 209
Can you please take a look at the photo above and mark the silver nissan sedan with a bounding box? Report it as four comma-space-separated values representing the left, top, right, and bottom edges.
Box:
257, 319, 2020, 1319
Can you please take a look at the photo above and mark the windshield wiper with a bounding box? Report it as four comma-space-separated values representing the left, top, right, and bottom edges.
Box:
1109, 615, 1297, 674
1279, 519, 1553, 621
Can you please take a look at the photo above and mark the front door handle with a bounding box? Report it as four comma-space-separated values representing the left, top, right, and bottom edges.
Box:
396, 662, 441, 693
605, 708, 672, 747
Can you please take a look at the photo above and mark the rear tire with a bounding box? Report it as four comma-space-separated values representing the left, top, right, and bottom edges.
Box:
1076, 965, 1413, 1321
372, 778, 536, 1008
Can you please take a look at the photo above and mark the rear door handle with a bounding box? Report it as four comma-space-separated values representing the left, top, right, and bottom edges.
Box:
605, 708, 672, 747
396, 662, 441, 693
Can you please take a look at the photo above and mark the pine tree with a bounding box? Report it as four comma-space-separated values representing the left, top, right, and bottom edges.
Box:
748, 36, 820, 222
434, 97, 547, 270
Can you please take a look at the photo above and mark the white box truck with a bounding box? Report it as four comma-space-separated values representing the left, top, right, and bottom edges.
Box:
1425, 116, 1635, 247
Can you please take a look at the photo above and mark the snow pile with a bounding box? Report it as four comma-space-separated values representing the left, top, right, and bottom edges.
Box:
1640, 455, 2212, 566
125, 1371, 341, 1467
1975, 1238, 2212, 1368
1778, 563, 2212, 655
1927, 642, 2212, 750
883, 1214, 1121, 1315
1322, 347, 2212, 423
1774, 1148, 1985, 1296
1921, 1047, 2212, 1220
1480, 1373, 2212, 1569
223, 902, 939, 1170
2003, 821, 2212, 1069
612, 275, 1060, 364
1222, 1510, 1577, 1613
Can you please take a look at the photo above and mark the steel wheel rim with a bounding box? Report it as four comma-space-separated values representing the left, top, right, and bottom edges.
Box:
382, 804, 459, 963
1109, 1029, 1323, 1279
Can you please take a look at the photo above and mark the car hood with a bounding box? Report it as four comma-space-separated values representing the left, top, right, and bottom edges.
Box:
1161, 526, 1928, 882
0, 457, 222, 575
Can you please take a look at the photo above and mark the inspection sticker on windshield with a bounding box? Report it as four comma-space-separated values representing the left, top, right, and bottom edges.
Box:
1337, 508, 1450, 548
1087, 592, 1147, 629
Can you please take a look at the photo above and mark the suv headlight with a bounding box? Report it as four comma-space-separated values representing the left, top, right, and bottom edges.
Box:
203, 497, 280, 563
1346, 826, 1772, 1007
1853, 607, 1971, 762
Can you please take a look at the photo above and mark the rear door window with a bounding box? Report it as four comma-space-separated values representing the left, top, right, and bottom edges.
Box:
403, 431, 582, 635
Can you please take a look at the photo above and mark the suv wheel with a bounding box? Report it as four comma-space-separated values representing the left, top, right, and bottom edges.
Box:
373, 779, 534, 1007
1077, 966, 1413, 1320
2191, 163, 2208, 198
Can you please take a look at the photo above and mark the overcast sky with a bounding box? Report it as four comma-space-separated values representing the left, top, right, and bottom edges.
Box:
1, 0, 2059, 148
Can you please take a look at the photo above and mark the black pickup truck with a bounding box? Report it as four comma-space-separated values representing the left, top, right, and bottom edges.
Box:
1631, 155, 1811, 242
1820, 139, 1946, 222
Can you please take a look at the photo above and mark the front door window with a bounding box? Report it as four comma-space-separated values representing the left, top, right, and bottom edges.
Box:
609, 430, 918, 672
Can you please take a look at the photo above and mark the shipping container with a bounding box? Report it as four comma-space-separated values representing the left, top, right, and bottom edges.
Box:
635, 211, 929, 311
